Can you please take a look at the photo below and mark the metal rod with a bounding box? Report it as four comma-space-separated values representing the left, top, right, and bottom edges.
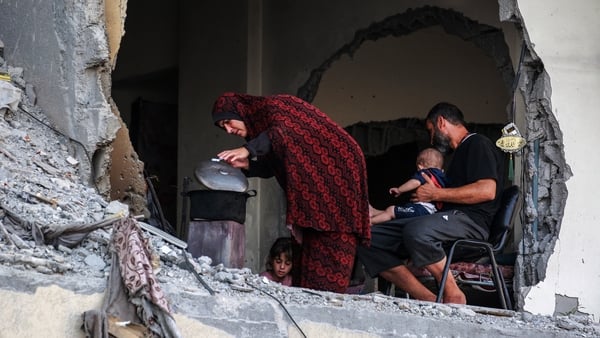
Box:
183, 250, 215, 295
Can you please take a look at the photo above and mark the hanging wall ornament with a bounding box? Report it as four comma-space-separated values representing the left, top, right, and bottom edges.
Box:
496, 123, 526, 181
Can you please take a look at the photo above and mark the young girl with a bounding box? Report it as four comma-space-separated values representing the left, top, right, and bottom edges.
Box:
260, 237, 293, 286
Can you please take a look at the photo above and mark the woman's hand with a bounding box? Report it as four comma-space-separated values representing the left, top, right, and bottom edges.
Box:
217, 147, 250, 169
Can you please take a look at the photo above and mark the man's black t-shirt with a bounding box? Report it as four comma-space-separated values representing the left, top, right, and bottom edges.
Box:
442, 133, 504, 229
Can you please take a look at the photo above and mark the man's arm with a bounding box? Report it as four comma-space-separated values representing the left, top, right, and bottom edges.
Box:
412, 175, 496, 205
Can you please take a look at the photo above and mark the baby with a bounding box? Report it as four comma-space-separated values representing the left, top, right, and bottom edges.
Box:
370, 147, 447, 224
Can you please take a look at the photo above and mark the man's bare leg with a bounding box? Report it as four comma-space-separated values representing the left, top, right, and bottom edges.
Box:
379, 265, 436, 302
424, 257, 466, 304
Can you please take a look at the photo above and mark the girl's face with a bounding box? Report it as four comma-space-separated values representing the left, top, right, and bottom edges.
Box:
272, 253, 292, 278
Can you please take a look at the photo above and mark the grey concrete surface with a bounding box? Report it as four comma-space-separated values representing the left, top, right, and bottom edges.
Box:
1, 264, 597, 338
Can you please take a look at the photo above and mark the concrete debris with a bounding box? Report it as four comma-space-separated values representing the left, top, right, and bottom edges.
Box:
0, 42, 599, 337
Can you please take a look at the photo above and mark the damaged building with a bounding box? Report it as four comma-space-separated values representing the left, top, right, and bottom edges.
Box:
0, 0, 599, 337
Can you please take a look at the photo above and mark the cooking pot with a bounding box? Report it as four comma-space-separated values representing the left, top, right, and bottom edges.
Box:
194, 159, 248, 192
190, 159, 256, 223
187, 189, 256, 224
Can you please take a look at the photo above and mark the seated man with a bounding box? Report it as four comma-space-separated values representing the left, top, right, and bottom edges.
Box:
357, 102, 504, 304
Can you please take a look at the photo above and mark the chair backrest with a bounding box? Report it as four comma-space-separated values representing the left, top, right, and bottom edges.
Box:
488, 185, 520, 250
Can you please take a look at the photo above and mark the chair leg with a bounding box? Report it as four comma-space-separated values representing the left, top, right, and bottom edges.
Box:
486, 247, 508, 310
436, 246, 457, 303
496, 265, 513, 310
377, 278, 393, 296
438, 241, 512, 310
385, 283, 395, 296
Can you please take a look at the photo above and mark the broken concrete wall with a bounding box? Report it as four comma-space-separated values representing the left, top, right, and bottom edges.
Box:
0, 0, 148, 215
510, 0, 600, 319
306, 6, 516, 129
260, 1, 519, 98
0, 0, 116, 184
1, 265, 597, 337
2, 0, 598, 324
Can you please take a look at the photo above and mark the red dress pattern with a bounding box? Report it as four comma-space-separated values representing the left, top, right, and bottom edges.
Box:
212, 93, 370, 292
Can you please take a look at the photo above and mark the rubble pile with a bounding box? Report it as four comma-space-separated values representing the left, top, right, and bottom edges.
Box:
0, 43, 599, 337
0, 50, 111, 275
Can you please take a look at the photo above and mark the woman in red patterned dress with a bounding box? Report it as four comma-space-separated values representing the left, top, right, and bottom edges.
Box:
212, 92, 370, 293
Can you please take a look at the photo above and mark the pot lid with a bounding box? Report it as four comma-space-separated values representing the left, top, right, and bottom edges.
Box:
194, 159, 248, 192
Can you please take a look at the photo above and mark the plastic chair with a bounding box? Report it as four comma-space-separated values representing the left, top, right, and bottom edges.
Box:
435, 185, 520, 310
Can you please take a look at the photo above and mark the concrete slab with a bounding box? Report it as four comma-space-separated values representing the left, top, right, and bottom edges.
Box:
0, 265, 596, 338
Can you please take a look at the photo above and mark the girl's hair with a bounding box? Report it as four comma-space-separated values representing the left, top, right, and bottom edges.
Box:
265, 237, 293, 271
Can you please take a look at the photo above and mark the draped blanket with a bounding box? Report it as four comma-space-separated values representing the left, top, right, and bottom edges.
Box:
113, 217, 171, 315
82, 217, 181, 338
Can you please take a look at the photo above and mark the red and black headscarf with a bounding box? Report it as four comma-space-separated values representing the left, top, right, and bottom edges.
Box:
212, 92, 370, 245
